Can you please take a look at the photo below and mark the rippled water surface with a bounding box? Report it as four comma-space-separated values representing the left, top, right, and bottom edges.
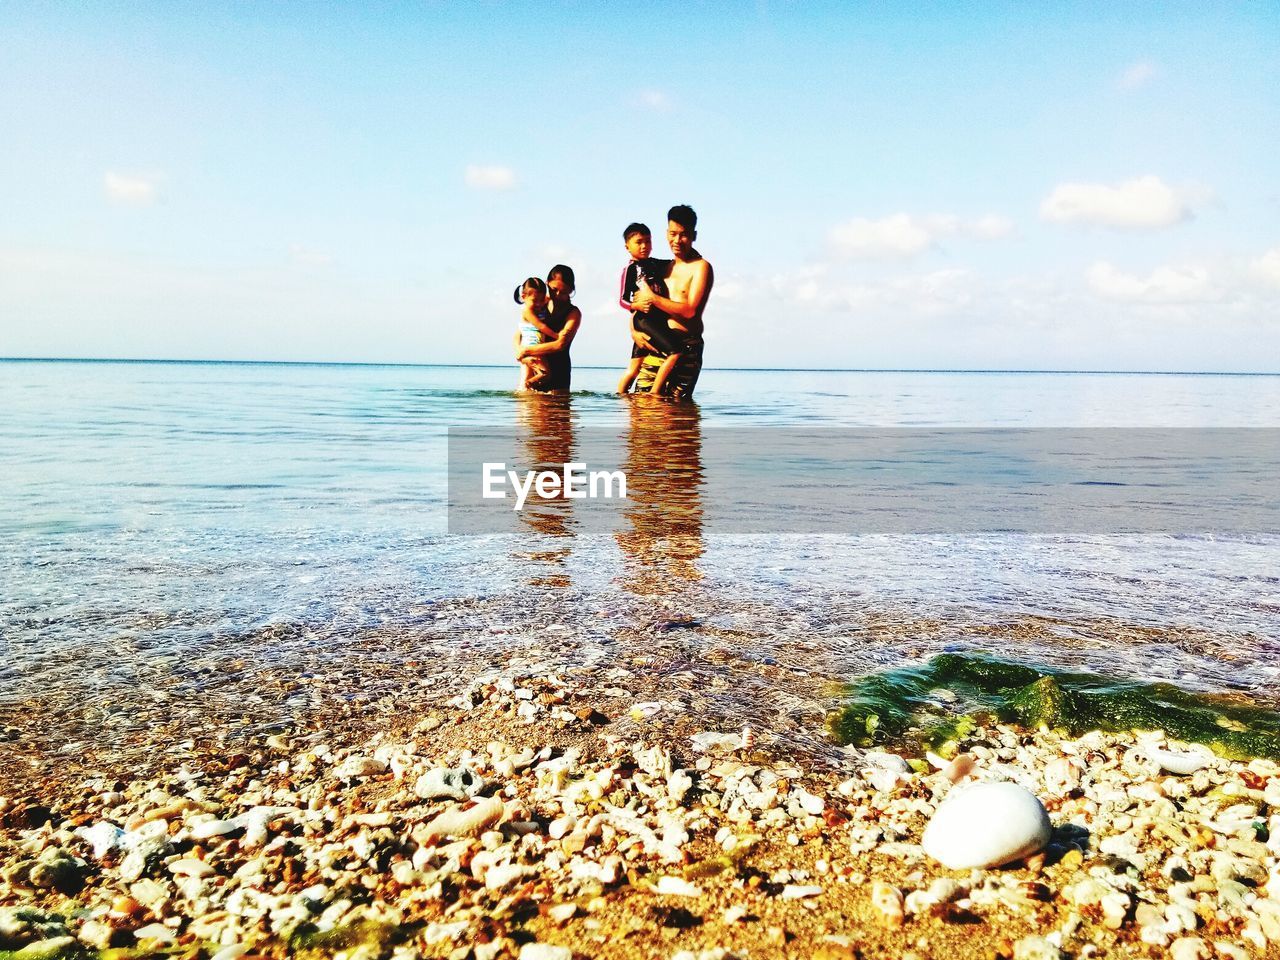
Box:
3, 360, 1279, 762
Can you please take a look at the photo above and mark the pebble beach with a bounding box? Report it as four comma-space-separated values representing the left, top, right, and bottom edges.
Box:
5, 657, 1280, 960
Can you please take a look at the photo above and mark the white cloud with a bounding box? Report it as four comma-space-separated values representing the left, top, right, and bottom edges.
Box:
968, 214, 1015, 240
1086, 261, 1214, 303
1040, 176, 1196, 229
103, 171, 158, 206
635, 89, 672, 111
829, 214, 933, 258
1250, 248, 1280, 290
765, 263, 979, 317
464, 164, 517, 190
289, 244, 333, 267
1118, 60, 1159, 90
828, 212, 1015, 259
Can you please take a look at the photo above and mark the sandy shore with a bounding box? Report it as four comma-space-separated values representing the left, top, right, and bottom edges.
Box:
3, 662, 1280, 960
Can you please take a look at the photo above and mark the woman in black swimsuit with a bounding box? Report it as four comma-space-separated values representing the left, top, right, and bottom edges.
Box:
515, 264, 580, 392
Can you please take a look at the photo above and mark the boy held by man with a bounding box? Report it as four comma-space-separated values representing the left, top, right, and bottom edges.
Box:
616, 223, 687, 395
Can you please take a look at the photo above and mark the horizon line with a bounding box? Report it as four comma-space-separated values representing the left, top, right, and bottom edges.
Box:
1, 356, 1279, 377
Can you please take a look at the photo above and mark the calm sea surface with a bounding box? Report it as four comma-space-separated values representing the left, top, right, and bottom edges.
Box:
3, 361, 1279, 758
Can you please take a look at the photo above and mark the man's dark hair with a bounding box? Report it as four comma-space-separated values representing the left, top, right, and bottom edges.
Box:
547, 264, 575, 293
623, 222, 650, 241
667, 204, 697, 232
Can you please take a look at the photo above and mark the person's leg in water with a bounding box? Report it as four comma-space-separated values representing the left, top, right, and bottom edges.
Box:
618, 355, 644, 394
619, 331, 657, 394
632, 313, 685, 395
634, 338, 702, 400
648, 351, 682, 395
524, 358, 552, 390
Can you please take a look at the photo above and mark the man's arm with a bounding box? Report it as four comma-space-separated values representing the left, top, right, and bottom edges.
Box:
637, 261, 712, 334
517, 309, 580, 358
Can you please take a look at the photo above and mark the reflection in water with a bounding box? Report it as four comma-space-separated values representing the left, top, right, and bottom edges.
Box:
615, 398, 705, 595
512, 393, 577, 587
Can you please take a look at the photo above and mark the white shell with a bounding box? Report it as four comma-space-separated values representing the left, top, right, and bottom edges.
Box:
922, 781, 1052, 869
419, 796, 505, 841
1144, 747, 1212, 775
654, 876, 702, 897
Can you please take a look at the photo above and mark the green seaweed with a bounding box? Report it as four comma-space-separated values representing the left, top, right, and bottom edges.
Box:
288, 919, 405, 958
828, 652, 1280, 760
0, 943, 207, 960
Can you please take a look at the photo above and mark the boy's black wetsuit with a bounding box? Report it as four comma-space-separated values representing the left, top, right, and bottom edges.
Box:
619, 258, 685, 358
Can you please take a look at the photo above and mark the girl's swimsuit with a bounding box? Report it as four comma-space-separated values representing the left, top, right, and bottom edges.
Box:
520, 305, 550, 346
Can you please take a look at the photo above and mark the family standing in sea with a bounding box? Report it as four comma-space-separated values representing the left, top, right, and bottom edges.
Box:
512, 204, 714, 400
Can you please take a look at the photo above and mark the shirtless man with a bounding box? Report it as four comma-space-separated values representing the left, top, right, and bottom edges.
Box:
630, 204, 713, 399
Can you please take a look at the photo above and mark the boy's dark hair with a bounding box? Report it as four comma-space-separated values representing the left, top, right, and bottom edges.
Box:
547, 264, 575, 293
623, 222, 650, 241
667, 204, 697, 232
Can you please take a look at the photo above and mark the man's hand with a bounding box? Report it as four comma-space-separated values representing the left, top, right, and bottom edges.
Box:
631, 278, 654, 312
630, 329, 652, 351
515, 346, 531, 361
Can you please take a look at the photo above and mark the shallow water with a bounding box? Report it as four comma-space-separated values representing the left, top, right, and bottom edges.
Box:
2, 360, 1279, 762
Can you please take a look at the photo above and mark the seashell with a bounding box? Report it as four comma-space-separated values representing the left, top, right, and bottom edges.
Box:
861, 751, 911, 792
871, 881, 904, 926
78, 822, 127, 860
127, 798, 194, 831
1168, 939, 1209, 960
654, 876, 702, 897
1143, 747, 1212, 776
334, 755, 387, 779
168, 858, 215, 879
418, 796, 505, 842
485, 862, 535, 891
629, 701, 666, 720
862, 751, 910, 774
666, 770, 695, 805
132, 923, 176, 944
519, 944, 573, 960
942, 753, 976, 784
690, 731, 745, 754
547, 903, 577, 924
238, 807, 297, 850
922, 781, 1052, 870
414, 767, 486, 801
866, 768, 906, 793
190, 818, 241, 841
635, 745, 673, 779
781, 884, 823, 899
1044, 756, 1083, 795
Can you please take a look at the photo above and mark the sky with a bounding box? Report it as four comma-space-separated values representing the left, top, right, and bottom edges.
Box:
1, 1, 1278, 372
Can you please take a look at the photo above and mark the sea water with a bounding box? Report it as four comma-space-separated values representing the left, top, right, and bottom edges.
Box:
2, 360, 1278, 756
